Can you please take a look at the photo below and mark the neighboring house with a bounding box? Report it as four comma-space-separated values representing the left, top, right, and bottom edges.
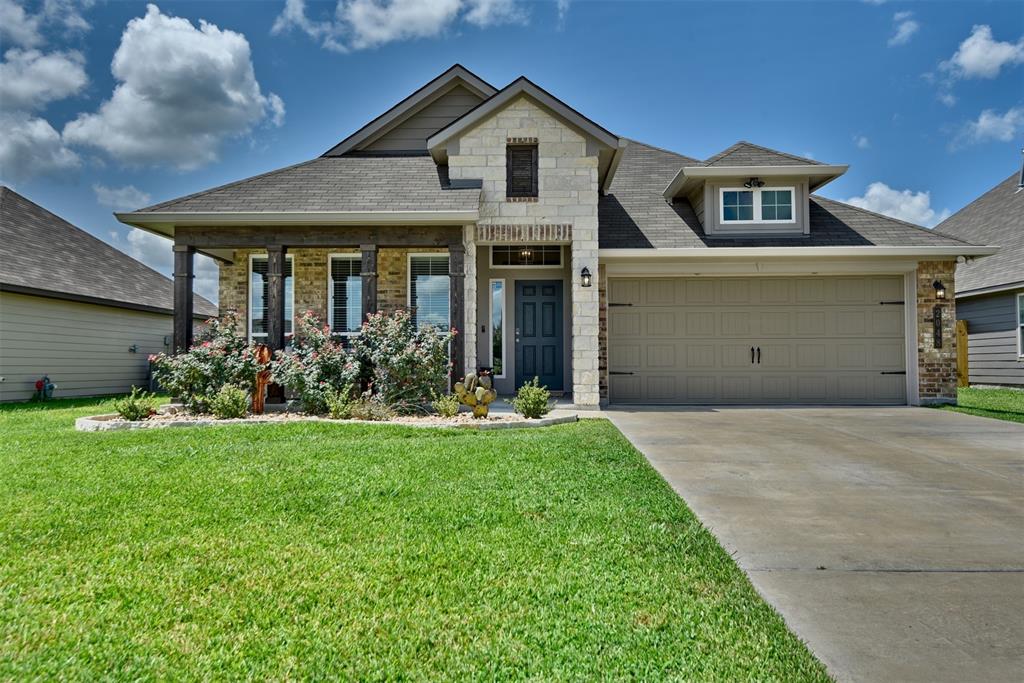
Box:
0, 187, 217, 402
116, 65, 994, 407
935, 169, 1024, 387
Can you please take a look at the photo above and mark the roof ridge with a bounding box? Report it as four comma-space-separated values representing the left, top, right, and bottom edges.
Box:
623, 138, 701, 164
137, 158, 321, 212
704, 140, 823, 166
933, 170, 1019, 237
811, 194, 978, 247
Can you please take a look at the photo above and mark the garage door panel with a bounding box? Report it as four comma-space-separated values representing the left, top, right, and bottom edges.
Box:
608, 275, 907, 405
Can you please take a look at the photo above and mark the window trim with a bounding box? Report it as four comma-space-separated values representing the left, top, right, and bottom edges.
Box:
407, 252, 451, 330
489, 278, 506, 379
719, 186, 796, 225
327, 253, 362, 338
1017, 292, 1024, 359
505, 143, 539, 199
247, 252, 294, 342
489, 245, 563, 269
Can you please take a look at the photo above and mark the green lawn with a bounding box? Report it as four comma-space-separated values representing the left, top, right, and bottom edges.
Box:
0, 398, 827, 680
935, 387, 1024, 424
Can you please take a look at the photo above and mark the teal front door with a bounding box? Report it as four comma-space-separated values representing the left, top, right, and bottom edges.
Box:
515, 281, 563, 390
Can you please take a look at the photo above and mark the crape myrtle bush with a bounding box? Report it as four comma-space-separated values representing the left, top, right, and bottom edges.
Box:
150, 312, 265, 414
270, 311, 360, 415
352, 309, 455, 415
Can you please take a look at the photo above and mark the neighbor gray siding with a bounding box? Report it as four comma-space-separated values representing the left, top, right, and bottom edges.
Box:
0, 292, 175, 401
364, 85, 484, 152
957, 289, 1024, 387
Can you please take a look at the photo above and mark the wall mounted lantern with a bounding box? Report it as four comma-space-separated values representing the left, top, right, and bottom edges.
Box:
743, 177, 766, 189
581, 267, 592, 288
933, 280, 947, 300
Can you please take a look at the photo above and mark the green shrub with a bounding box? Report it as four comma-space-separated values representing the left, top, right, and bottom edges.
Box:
508, 377, 552, 419
209, 385, 249, 419
353, 309, 455, 415
348, 397, 396, 422
112, 386, 158, 421
430, 391, 460, 418
150, 311, 266, 414
325, 384, 356, 419
271, 311, 360, 415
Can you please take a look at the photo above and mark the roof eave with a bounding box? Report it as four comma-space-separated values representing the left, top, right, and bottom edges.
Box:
599, 245, 1000, 259
662, 165, 849, 200
116, 209, 480, 229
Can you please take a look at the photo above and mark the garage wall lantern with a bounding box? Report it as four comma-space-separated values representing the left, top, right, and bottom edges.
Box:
581, 267, 592, 288
933, 280, 947, 300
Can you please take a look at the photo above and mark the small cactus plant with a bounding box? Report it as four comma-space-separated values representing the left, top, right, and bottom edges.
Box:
454, 372, 497, 418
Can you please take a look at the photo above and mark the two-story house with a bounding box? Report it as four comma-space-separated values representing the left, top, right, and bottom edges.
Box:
116, 65, 995, 407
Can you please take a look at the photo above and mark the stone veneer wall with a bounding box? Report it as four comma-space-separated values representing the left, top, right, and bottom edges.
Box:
218, 246, 446, 332
447, 96, 601, 406
916, 260, 958, 404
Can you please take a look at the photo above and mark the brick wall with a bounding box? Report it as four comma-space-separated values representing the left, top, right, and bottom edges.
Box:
447, 95, 601, 406
917, 260, 958, 404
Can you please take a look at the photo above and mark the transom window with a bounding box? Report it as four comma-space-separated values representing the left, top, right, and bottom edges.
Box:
491, 245, 562, 267
409, 254, 450, 331
720, 187, 795, 224
249, 254, 293, 341
329, 255, 362, 336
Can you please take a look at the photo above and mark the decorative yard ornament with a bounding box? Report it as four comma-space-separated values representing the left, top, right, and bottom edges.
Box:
33, 375, 56, 401
252, 344, 272, 414
454, 372, 497, 418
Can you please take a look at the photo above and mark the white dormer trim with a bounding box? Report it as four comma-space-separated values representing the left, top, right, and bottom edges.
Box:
663, 164, 848, 200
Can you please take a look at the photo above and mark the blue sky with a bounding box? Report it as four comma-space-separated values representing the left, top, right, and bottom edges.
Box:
2, 0, 1022, 302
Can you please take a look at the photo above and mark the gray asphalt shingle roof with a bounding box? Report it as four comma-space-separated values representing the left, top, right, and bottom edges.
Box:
934, 172, 1023, 295
1, 187, 217, 316
701, 141, 822, 167
137, 155, 480, 213
599, 140, 976, 249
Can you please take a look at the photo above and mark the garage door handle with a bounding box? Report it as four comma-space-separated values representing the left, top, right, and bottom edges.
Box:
757, 347, 761, 364
609, 371, 634, 376
880, 371, 906, 375
751, 346, 755, 364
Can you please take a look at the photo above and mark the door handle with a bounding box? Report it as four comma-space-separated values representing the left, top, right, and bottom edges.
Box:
757, 347, 761, 364
751, 346, 755, 364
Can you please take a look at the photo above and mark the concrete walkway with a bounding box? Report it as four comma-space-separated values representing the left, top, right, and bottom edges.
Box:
606, 406, 1024, 682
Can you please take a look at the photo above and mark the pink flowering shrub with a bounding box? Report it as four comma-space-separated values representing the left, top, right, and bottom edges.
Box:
149, 311, 266, 413
353, 309, 454, 414
270, 310, 360, 414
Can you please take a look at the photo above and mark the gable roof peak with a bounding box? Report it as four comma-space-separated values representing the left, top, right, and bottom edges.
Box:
704, 141, 824, 167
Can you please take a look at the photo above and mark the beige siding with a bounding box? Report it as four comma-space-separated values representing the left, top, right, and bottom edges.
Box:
364, 84, 484, 152
0, 292, 175, 401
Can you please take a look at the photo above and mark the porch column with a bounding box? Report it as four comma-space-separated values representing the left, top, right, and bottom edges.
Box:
266, 245, 287, 351
360, 244, 378, 322
172, 244, 195, 354
449, 244, 466, 382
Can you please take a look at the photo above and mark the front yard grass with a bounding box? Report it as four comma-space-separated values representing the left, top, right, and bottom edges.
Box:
0, 398, 827, 680
935, 387, 1024, 424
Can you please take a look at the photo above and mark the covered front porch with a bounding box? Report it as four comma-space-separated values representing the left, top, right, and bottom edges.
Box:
171, 224, 472, 385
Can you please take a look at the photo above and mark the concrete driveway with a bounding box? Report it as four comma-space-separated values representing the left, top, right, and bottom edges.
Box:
606, 406, 1024, 682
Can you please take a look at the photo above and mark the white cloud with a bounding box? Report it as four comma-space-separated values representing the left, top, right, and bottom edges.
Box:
887, 11, 918, 47
556, 0, 570, 24
0, 48, 87, 110
0, 0, 42, 47
937, 91, 957, 107
0, 112, 80, 182
940, 25, 1024, 80
41, 0, 94, 34
845, 182, 950, 228
63, 4, 284, 170
93, 183, 152, 211
273, 0, 527, 51
954, 106, 1024, 147
853, 135, 870, 149
110, 228, 220, 303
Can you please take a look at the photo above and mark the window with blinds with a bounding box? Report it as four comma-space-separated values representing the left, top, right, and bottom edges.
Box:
506, 144, 538, 198
409, 255, 450, 331
329, 256, 362, 335
249, 255, 294, 339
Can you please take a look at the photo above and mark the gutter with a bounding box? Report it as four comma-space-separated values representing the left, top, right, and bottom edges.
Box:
599, 246, 1000, 259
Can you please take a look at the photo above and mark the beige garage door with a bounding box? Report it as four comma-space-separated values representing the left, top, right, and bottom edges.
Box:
608, 276, 907, 404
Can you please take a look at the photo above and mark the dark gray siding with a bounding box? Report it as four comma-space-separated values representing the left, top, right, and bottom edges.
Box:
957, 289, 1024, 387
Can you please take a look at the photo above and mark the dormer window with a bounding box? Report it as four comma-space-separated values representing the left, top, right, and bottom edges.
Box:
721, 187, 794, 224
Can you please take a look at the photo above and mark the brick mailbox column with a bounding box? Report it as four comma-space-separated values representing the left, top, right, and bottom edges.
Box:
916, 260, 957, 404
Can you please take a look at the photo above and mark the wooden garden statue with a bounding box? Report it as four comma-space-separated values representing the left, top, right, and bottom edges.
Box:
252, 344, 272, 414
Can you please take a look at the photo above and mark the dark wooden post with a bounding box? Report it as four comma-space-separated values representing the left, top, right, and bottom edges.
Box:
448, 244, 465, 385
172, 244, 195, 354
266, 245, 287, 352
360, 244, 378, 322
